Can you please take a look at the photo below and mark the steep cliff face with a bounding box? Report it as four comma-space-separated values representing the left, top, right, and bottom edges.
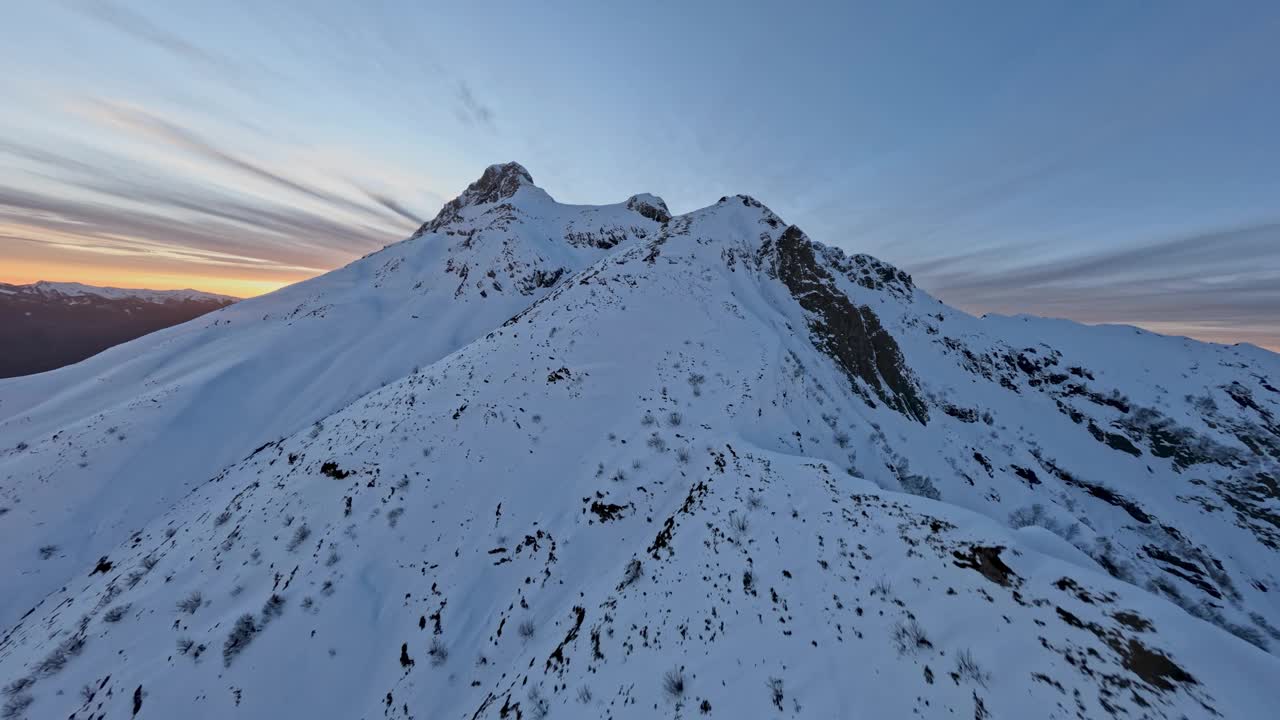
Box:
1, 165, 1278, 720
773, 224, 928, 423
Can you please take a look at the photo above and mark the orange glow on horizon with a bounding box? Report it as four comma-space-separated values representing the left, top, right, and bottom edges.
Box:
2, 259, 1275, 353
0, 258, 318, 299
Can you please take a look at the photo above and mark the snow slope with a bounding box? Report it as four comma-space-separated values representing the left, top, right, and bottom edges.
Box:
0, 163, 665, 629
1, 171, 1278, 719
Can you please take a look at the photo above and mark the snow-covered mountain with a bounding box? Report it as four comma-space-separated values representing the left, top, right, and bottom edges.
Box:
0, 282, 236, 379
0, 163, 665, 631
1, 164, 1278, 719
5, 282, 238, 305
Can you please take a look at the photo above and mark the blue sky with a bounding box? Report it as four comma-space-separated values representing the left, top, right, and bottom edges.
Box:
1, 1, 1277, 349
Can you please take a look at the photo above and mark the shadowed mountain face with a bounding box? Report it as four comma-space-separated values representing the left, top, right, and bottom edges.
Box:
0, 282, 236, 379
0, 165, 1278, 720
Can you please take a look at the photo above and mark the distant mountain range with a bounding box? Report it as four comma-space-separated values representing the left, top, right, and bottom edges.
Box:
1, 164, 1277, 719
0, 281, 236, 379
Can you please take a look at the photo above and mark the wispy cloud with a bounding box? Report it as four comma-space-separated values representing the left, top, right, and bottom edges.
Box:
0, 107, 429, 282
455, 80, 496, 130
85, 101, 411, 225
361, 188, 425, 226
908, 222, 1280, 350
61, 0, 255, 88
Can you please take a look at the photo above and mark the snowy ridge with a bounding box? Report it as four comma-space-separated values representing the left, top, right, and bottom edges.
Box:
1, 169, 1278, 719
20, 281, 238, 304
0, 163, 664, 629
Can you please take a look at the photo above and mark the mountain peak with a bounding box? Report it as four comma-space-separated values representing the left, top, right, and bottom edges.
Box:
625, 193, 671, 223
414, 162, 537, 236
469, 161, 534, 201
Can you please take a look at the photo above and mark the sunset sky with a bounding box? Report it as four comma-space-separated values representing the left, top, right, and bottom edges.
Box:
1, 1, 1277, 349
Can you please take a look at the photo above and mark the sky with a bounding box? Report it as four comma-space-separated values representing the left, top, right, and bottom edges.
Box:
0, 1, 1277, 350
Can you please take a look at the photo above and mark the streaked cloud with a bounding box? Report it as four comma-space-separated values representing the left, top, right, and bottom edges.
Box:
907, 222, 1280, 350
455, 81, 496, 130
0, 1, 1274, 354
59, 0, 278, 96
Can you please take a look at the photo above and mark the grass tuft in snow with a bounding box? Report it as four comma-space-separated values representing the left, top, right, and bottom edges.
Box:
428, 637, 448, 666
102, 604, 131, 623
953, 649, 991, 687
36, 632, 86, 676
663, 668, 686, 701
767, 677, 785, 711
2, 693, 33, 719
619, 558, 644, 590
287, 523, 311, 552
728, 512, 750, 543
176, 591, 202, 615
260, 594, 286, 624
892, 619, 933, 655
870, 576, 893, 597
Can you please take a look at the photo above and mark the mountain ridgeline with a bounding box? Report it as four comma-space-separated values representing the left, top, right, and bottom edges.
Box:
0, 282, 235, 379
1, 163, 1278, 719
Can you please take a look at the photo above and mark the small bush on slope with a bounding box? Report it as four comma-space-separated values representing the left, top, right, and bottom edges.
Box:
222, 614, 258, 667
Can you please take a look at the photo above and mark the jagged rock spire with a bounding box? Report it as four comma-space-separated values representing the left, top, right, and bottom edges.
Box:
414, 162, 535, 236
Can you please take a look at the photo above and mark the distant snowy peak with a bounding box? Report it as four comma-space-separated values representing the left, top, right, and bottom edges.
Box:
15, 281, 238, 304
0, 281, 237, 378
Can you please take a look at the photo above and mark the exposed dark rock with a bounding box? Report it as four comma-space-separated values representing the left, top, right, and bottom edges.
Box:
1144, 546, 1224, 599
545, 606, 585, 673
625, 194, 671, 223
320, 462, 351, 479
1225, 382, 1275, 425
1012, 465, 1042, 486
952, 546, 1018, 587
774, 225, 928, 423
1087, 421, 1143, 457
944, 404, 979, 422
516, 268, 566, 295
588, 501, 629, 523
1036, 456, 1153, 524
1054, 577, 1117, 605
564, 227, 635, 249
414, 162, 533, 236
1121, 637, 1197, 692
1112, 611, 1154, 633
1208, 472, 1280, 549
973, 452, 993, 474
